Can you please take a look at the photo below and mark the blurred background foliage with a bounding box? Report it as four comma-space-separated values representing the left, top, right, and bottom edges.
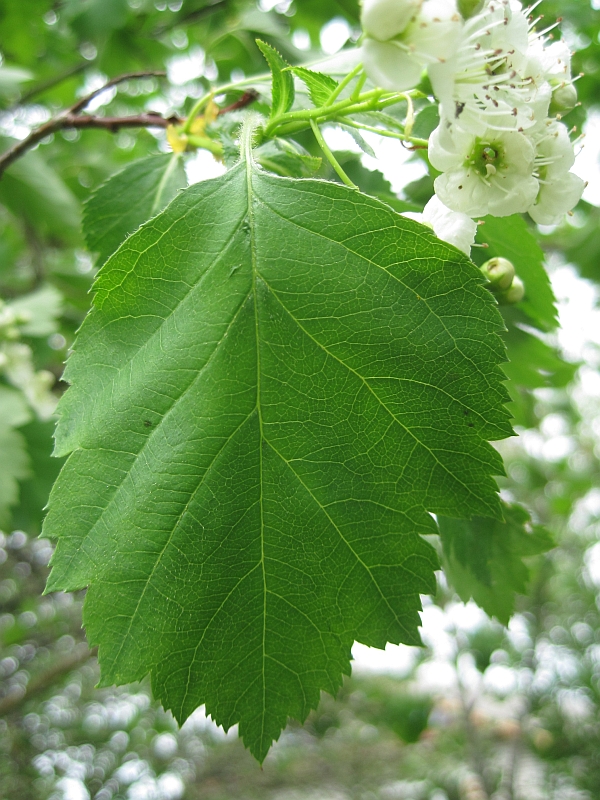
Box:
0, 0, 600, 798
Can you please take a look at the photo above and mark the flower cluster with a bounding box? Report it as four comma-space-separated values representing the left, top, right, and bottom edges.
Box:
361, 0, 585, 247
0, 299, 57, 420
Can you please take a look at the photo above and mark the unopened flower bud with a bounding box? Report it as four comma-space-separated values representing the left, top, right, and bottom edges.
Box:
480, 257, 515, 292
549, 83, 578, 116
457, 0, 484, 19
498, 276, 525, 305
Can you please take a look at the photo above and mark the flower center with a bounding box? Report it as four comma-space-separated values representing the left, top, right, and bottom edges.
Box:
466, 139, 506, 178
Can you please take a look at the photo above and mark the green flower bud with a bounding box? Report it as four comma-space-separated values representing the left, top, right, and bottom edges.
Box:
457, 0, 484, 19
549, 83, 578, 117
480, 257, 515, 292
497, 276, 525, 305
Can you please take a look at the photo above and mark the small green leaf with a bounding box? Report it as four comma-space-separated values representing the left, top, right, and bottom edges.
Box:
46, 159, 510, 761
256, 140, 322, 177
338, 124, 376, 158
439, 503, 554, 625
476, 215, 557, 331
291, 66, 338, 107
83, 153, 187, 268
411, 104, 440, 140
256, 39, 295, 119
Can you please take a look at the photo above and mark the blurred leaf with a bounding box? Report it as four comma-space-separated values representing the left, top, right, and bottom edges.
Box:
356, 679, 433, 744
439, 503, 554, 625
8, 284, 63, 337
476, 215, 557, 331
83, 153, 187, 268
503, 323, 577, 391
467, 625, 506, 672
0, 423, 30, 527
550, 204, 600, 283
12, 419, 66, 534
0, 385, 32, 427
0, 143, 81, 244
0, 65, 33, 103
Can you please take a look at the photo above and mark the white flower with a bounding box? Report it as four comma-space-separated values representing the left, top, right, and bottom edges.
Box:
429, 121, 539, 217
361, 0, 463, 92
528, 170, 584, 225
429, 0, 549, 136
1, 341, 57, 419
404, 195, 477, 255
361, 0, 422, 42
527, 120, 585, 225
525, 38, 577, 115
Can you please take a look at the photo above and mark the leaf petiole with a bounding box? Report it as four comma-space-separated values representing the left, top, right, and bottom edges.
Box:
309, 119, 357, 189
339, 119, 428, 148
324, 61, 363, 106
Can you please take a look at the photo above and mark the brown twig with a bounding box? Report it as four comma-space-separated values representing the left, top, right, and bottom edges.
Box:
0, 73, 259, 179
68, 70, 166, 114
0, 112, 181, 178
217, 89, 260, 115
0, 71, 171, 179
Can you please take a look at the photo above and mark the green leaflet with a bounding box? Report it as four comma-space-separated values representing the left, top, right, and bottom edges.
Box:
476, 215, 557, 331
291, 66, 338, 107
45, 151, 511, 761
83, 153, 187, 268
439, 503, 554, 625
256, 40, 295, 119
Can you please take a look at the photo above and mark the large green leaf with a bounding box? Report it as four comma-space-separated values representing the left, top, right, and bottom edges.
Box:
439, 503, 554, 625
45, 150, 511, 760
83, 153, 187, 268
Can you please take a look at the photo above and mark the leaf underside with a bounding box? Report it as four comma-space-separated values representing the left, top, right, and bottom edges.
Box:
45, 158, 511, 760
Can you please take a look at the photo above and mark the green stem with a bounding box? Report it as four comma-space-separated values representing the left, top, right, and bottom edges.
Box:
186, 133, 224, 157
324, 61, 363, 106
309, 119, 357, 189
182, 73, 270, 134
340, 119, 428, 148
350, 71, 368, 102
266, 89, 411, 137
